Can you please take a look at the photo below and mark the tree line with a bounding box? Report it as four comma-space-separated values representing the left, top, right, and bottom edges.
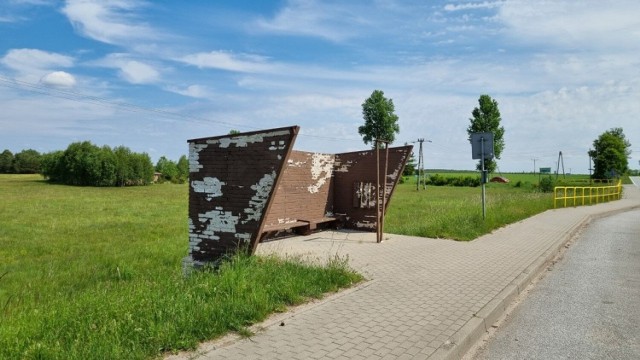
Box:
1, 141, 189, 186
0, 149, 42, 174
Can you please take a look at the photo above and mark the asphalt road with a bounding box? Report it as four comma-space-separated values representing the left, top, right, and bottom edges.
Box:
471, 208, 640, 360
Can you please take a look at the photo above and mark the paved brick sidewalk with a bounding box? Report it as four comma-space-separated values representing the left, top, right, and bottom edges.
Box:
172, 185, 639, 360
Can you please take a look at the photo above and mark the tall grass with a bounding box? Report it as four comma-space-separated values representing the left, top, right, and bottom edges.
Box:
0, 175, 361, 359
386, 179, 553, 240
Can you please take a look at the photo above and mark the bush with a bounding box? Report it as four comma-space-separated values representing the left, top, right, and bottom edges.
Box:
155, 155, 189, 184
41, 141, 154, 187
425, 173, 480, 187
538, 177, 555, 193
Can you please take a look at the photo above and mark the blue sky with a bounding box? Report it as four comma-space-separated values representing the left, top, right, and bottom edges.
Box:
1, 0, 639, 173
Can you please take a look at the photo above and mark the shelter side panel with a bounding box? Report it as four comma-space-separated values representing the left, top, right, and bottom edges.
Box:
187, 127, 297, 263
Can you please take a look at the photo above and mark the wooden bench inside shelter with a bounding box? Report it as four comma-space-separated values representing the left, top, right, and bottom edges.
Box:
259, 216, 341, 241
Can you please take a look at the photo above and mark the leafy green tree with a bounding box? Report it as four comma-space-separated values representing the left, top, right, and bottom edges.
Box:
155, 156, 178, 183
588, 127, 631, 179
13, 149, 42, 174
96, 145, 117, 186
177, 155, 189, 183
358, 90, 400, 148
0, 149, 14, 173
60, 141, 103, 185
130, 153, 154, 185
467, 94, 505, 173
41, 151, 64, 182
113, 146, 133, 186
41, 141, 153, 186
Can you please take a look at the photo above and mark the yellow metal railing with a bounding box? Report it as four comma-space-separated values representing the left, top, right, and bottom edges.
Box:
554, 180, 623, 208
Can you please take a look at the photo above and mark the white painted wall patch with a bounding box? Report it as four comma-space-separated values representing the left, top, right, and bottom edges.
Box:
191, 177, 226, 201
307, 153, 335, 193
189, 143, 208, 173
243, 171, 276, 224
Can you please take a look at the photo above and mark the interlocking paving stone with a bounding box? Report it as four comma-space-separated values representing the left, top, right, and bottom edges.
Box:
169, 186, 639, 360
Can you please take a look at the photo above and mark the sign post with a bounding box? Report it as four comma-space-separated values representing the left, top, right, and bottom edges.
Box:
470, 133, 494, 220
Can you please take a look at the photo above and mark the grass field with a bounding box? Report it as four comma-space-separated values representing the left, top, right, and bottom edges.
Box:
0, 172, 622, 359
0, 175, 361, 360
386, 171, 621, 240
386, 173, 553, 240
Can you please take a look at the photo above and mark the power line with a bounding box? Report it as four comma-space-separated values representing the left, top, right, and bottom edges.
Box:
0, 76, 247, 129
0, 76, 360, 143
531, 157, 538, 174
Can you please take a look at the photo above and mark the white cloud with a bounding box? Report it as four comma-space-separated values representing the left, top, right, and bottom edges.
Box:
165, 84, 213, 99
40, 71, 77, 87
0, 15, 20, 23
2, 1, 639, 173
62, 0, 157, 45
119, 60, 159, 84
1, 48, 74, 74
254, 0, 370, 41
0, 0, 53, 23
497, 0, 640, 50
0, 89, 117, 138
91, 54, 160, 84
10, 0, 51, 5
444, 1, 504, 12
179, 51, 273, 73
496, 80, 640, 168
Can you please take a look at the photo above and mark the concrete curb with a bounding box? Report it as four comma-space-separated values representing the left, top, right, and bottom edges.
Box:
430, 202, 640, 360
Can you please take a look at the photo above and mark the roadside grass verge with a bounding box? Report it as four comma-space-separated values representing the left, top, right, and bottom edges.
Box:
386, 180, 553, 240
0, 175, 361, 360
389, 172, 622, 240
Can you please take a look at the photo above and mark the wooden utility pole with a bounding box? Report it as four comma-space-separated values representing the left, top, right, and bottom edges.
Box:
375, 139, 389, 243
416, 138, 424, 190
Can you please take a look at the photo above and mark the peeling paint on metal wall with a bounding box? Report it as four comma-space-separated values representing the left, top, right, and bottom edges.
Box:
333, 146, 413, 231
191, 177, 226, 201
189, 143, 208, 173
333, 159, 353, 173
188, 128, 410, 265
243, 171, 276, 223
263, 151, 335, 231
263, 146, 411, 233
205, 130, 291, 149
307, 153, 335, 194
187, 126, 298, 265
356, 221, 376, 229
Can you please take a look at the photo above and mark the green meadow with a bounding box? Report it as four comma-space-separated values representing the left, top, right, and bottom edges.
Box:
0, 175, 361, 360
0, 171, 620, 359
387, 173, 552, 240
386, 171, 619, 240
